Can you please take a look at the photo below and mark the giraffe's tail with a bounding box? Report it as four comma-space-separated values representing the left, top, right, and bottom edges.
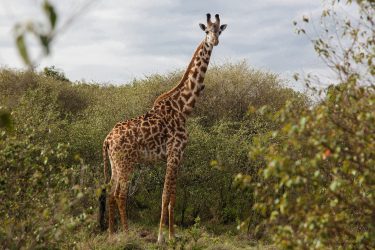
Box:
98, 139, 109, 231
103, 139, 110, 184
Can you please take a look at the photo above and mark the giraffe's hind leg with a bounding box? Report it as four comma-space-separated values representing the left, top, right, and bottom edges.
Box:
108, 155, 118, 235
115, 163, 133, 232
108, 182, 116, 234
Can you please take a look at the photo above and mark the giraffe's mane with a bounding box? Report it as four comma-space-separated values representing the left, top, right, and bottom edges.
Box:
153, 41, 204, 106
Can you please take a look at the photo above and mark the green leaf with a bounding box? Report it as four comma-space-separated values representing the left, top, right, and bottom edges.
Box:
16, 34, 31, 66
299, 117, 307, 129
39, 35, 50, 54
43, 0, 57, 29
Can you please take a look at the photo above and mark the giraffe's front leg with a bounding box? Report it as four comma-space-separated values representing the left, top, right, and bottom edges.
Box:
158, 188, 168, 243
158, 150, 181, 243
168, 178, 177, 240
158, 174, 170, 243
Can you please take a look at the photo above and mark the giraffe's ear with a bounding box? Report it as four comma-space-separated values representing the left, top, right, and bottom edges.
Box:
220, 24, 227, 32
199, 23, 206, 31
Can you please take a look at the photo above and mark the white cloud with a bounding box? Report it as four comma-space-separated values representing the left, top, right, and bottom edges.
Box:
0, 0, 356, 86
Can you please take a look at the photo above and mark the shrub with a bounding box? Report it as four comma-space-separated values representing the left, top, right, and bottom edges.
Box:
44, 66, 70, 82
249, 81, 375, 249
0, 125, 93, 249
242, 0, 375, 248
0, 62, 304, 247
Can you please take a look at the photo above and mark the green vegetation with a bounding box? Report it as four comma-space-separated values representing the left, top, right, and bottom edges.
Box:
247, 81, 374, 249
237, 0, 375, 249
0, 62, 300, 249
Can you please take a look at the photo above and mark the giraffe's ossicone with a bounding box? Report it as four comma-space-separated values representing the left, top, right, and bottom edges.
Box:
99, 13, 227, 243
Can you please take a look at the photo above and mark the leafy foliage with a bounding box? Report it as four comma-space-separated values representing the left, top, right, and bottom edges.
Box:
0, 62, 300, 248
0, 127, 93, 249
249, 82, 375, 248
239, 0, 375, 249
44, 66, 70, 82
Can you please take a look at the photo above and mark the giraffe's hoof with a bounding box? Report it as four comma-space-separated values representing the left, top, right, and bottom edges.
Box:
157, 233, 165, 244
168, 234, 175, 241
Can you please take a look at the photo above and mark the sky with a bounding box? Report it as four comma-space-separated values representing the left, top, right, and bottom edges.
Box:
0, 0, 334, 86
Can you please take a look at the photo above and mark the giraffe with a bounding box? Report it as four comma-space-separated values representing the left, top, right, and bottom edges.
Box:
99, 13, 227, 243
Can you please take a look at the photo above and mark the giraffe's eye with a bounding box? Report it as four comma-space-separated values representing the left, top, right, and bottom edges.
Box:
205, 31, 208, 34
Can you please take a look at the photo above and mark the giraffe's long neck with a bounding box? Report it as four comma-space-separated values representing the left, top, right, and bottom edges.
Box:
152, 40, 214, 116
178, 41, 213, 115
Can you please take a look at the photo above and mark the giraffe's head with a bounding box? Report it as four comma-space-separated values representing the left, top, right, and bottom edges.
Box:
199, 13, 227, 46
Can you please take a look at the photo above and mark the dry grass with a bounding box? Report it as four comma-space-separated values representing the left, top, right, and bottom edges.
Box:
76, 224, 277, 250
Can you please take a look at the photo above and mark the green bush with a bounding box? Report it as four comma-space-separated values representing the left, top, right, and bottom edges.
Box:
248, 81, 375, 249
0, 125, 93, 249
241, 1, 375, 248
44, 66, 69, 82
0, 62, 303, 247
